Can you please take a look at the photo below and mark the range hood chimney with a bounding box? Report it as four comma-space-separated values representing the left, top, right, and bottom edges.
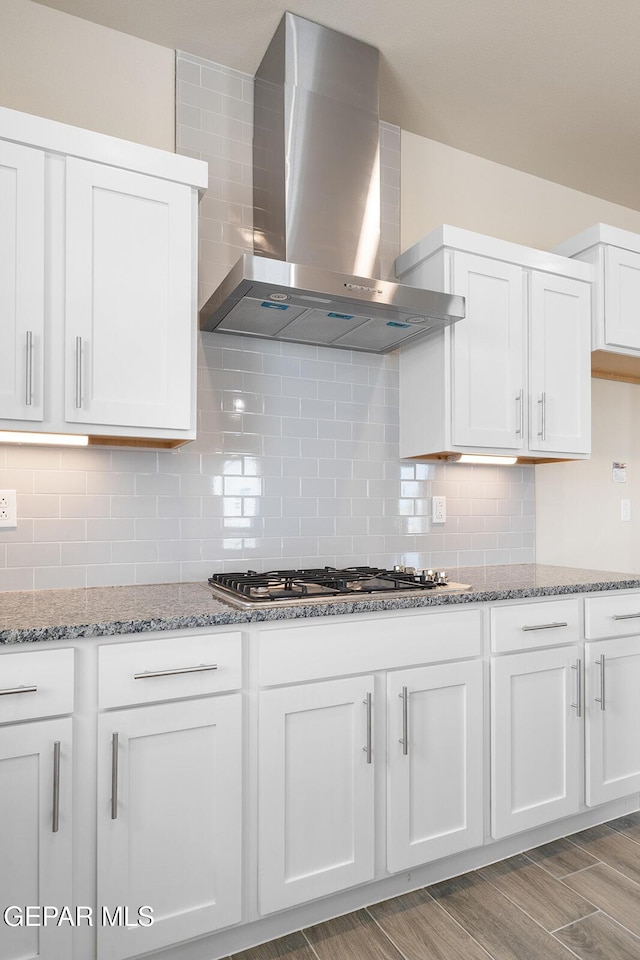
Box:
199, 13, 465, 353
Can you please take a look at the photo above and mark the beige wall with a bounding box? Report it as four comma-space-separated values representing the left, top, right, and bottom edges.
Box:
401, 132, 640, 251
535, 379, 640, 573
0, 0, 175, 150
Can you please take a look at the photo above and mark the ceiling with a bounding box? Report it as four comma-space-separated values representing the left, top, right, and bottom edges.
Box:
32, 0, 640, 210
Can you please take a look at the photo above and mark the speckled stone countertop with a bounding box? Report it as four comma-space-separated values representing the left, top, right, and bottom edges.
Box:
2, 564, 640, 645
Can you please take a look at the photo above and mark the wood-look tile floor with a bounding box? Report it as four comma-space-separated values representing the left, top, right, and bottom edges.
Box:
231, 812, 640, 960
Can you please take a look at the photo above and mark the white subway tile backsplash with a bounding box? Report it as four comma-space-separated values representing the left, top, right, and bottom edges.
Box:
7, 543, 61, 567
61, 495, 110, 518
0, 568, 35, 590
87, 564, 136, 588
86, 518, 135, 541
34, 566, 86, 590
33, 519, 85, 542
0, 55, 533, 591
60, 541, 111, 566
17, 494, 60, 519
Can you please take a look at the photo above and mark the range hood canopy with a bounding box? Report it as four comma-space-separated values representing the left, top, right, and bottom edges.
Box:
199, 13, 465, 354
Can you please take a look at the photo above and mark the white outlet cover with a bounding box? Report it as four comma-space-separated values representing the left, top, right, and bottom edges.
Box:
0, 489, 17, 529
432, 496, 446, 523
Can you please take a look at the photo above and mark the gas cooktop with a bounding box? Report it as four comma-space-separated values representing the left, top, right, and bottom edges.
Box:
208, 566, 472, 609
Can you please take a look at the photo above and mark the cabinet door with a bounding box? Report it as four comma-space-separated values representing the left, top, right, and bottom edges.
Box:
387, 660, 483, 873
0, 718, 72, 960
258, 676, 375, 915
491, 647, 580, 839
586, 637, 640, 806
97, 695, 242, 960
604, 246, 640, 351
529, 272, 591, 454
0, 140, 44, 422
65, 158, 193, 430
451, 251, 525, 450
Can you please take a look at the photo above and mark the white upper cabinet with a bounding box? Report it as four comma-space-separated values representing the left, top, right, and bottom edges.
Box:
0, 140, 45, 422
0, 106, 207, 447
528, 272, 591, 454
554, 224, 640, 381
65, 160, 192, 431
396, 225, 592, 462
450, 252, 525, 450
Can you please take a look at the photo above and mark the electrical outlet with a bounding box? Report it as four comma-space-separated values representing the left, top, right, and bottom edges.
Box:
0, 490, 17, 529
621, 499, 632, 522
432, 495, 446, 524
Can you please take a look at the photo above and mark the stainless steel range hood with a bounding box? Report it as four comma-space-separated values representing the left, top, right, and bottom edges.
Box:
199, 13, 465, 354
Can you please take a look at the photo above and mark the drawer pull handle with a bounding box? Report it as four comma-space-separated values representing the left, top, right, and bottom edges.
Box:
133, 663, 218, 680
595, 655, 606, 711
362, 693, 373, 764
0, 684, 38, 697
399, 686, 409, 755
521, 621, 568, 632
111, 733, 119, 820
571, 659, 583, 717
612, 613, 640, 621
52, 741, 61, 833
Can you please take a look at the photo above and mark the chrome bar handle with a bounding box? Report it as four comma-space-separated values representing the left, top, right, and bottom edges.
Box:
75, 336, 83, 408
25, 330, 33, 406
595, 656, 606, 711
111, 733, 119, 820
537, 392, 546, 440
134, 663, 218, 680
613, 613, 640, 621
0, 684, 37, 696
515, 390, 524, 436
399, 686, 409, 755
571, 659, 582, 717
522, 621, 568, 632
52, 741, 61, 833
362, 693, 372, 764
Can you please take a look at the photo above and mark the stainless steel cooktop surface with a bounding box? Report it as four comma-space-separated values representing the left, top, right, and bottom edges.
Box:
208, 566, 472, 609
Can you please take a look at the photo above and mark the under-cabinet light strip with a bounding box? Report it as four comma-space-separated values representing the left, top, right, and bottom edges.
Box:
0, 431, 89, 447
455, 455, 518, 465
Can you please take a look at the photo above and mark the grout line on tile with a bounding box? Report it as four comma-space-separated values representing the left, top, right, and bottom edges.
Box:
550, 908, 602, 934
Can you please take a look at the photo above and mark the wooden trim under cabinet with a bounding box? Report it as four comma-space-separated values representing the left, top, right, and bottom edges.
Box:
591, 350, 640, 385
406, 451, 578, 464
88, 435, 190, 449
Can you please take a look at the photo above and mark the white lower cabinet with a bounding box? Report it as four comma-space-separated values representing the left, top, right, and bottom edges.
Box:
97, 695, 242, 960
258, 676, 375, 915
585, 636, 640, 806
7, 598, 640, 960
386, 660, 484, 872
0, 717, 73, 960
491, 646, 581, 839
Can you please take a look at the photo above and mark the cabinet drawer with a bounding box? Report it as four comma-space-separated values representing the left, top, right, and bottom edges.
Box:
98, 632, 242, 708
491, 599, 580, 653
0, 647, 74, 723
258, 609, 482, 686
585, 593, 640, 640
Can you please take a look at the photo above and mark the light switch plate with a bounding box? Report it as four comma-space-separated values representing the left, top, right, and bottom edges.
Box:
0, 489, 17, 529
